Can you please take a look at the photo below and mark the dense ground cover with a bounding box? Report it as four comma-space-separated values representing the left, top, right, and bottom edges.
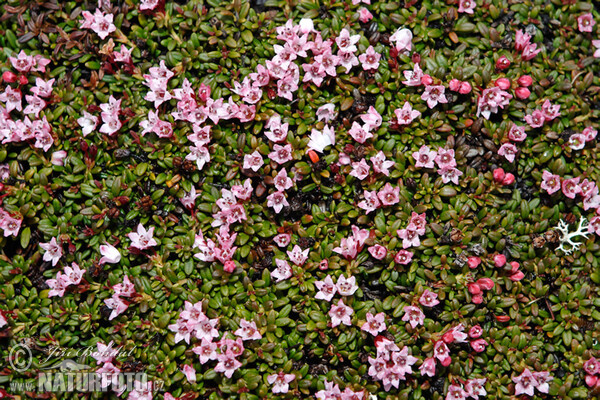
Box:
1, 0, 600, 399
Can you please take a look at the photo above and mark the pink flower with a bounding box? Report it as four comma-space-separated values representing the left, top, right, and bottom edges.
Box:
104, 295, 129, 320
583, 126, 598, 141
113, 276, 136, 297
394, 249, 414, 265
89, 10, 116, 40
51, 150, 67, 166
0, 211, 21, 237
99, 243, 121, 265
458, 0, 475, 14
40, 237, 62, 266
562, 177, 581, 199
308, 126, 335, 153
569, 133, 587, 150
193, 339, 218, 364
316, 104, 336, 122
513, 369, 538, 396
348, 122, 373, 143
541, 170, 561, 194
333, 237, 358, 260
515, 29, 532, 52
419, 357, 436, 377
435, 148, 457, 169
274, 168, 294, 192
397, 223, 421, 248
243, 150, 264, 171
267, 372, 296, 394
593, 40, 600, 58
336, 29, 360, 53
447, 385, 468, 400
402, 305, 425, 329
439, 167, 462, 185
113, 45, 132, 63
358, 190, 381, 213
419, 289, 439, 307
329, 299, 353, 327
402, 64, 425, 86
234, 319, 262, 341
521, 43, 542, 61
377, 183, 400, 206
371, 151, 395, 176
395, 101, 421, 125
214, 351, 242, 378
361, 106, 382, 129
350, 159, 370, 180
182, 364, 196, 383
77, 111, 99, 136
0, 86, 22, 113
470, 338, 488, 352
496, 56, 511, 71
390, 28, 413, 53
361, 312, 386, 335
421, 85, 447, 108
413, 145, 437, 168
584, 357, 600, 375
498, 143, 518, 162
336, 275, 358, 296
287, 245, 309, 266
358, 7, 373, 23
272, 259, 293, 282
541, 99, 560, 121
476, 277, 494, 290
359, 46, 381, 70
524, 109, 545, 128
468, 325, 483, 339
508, 124, 527, 142
515, 87, 531, 99
273, 233, 291, 247
315, 275, 337, 301
368, 244, 387, 260
532, 371, 552, 394
127, 223, 157, 250
434, 341, 452, 366
269, 144, 293, 164
578, 13, 596, 32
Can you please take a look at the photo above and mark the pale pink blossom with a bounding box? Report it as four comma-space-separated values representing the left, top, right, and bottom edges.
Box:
541, 170, 561, 194
182, 365, 196, 383
368, 244, 387, 260
193, 339, 218, 364
234, 319, 262, 341
394, 249, 413, 265
512, 369, 538, 396
395, 101, 421, 124
267, 191, 289, 213
361, 312, 386, 335
358, 190, 381, 213
272, 259, 292, 282
127, 223, 157, 250
287, 245, 309, 265
40, 237, 62, 266
273, 233, 291, 247
498, 143, 518, 162
583, 126, 598, 141
390, 28, 413, 53
315, 275, 337, 301
359, 46, 381, 70
421, 85, 447, 108
99, 243, 121, 264
214, 351, 242, 378
578, 13, 596, 32
267, 372, 295, 394
269, 144, 293, 164
419, 289, 440, 307
329, 299, 353, 327
458, 0, 475, 14
413, 145, 437, 168
402, 305, 425, 329
348, 122, 373, 143
419, 357, 436, 377
358, 7, 373, 23
308, 126, 335, 152
336, 275, 358, 296
371, 151, 395, 176
77, 111, 98, 136
349, 159, 370, 180
316, 104, 336, 122
562, 177, 581, 199
397, 223, 421, 248
569, 133, 587, 150
243, 150, 264, 171
377, 183, 400, 206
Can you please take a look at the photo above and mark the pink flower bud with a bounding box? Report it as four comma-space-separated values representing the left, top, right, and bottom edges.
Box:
493, 168, 505, 183
509, 261, 520, 273
468, 282, 481, 295
515, 86, 531, 100
470, 338, 488, 352
18, 74, 28, 85
421, 74, 433, 85
442, 331, 455, 344
476, 278, 494, 290
223, 261, 236, 273
495, 56, 511, 70
509, 270, 525, 281
517, 75, 533, 87
51, 150, 68, 166
502, 173, 515, 185
585, 375, 598, 388
449, 79, 461, 91
319, 259, 329, 270
2, 71, 17, 83
467, 256, 481, 269
495, 78, 511, 90
468, 325, 483, 338
472, 294, 483, 304
494, 254, 506, 267
458, 82, 472, 94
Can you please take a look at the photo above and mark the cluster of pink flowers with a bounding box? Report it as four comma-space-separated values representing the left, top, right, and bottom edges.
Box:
347, 106, 382, 144
568, 126, 597, 151
397, 211, 428, 251
194, 226, 238, 272
541, 171, 600, 213
104, 275, 136, 320
498, 122, 528, 163
271, 245, 309, 282
333, 225, 369, 260
445, 379, 487, 400
368, 336, 418, 390
357, 181, 400, 214
1, 52, 53, 152
412, 145, 462, 184
512, 368, 552, 396
493, 255, 525, 282
92, 341, 127, 395
315, 274, 358, 302
46, 262, 85, 298
78, 95, 123, 136
448, 78, 472, 94
80, 8, 116, 40
315, 379, 365, 399
584, 357, 600, 388
524, 99, 560, 129
466, 325, 488, 353
476, 86, 512, 120
467, 277, 495, 304
515, 29, 542, 61
169, 301, 220, 345
0, 208, 23, 237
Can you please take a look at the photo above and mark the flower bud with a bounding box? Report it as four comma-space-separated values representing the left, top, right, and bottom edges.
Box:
586, 375, 598, 387
319, 259, 329, 270
458, 82, 472, 94
421, 74, 433, 85
495, 56, 511, 70
2, 71, 17, 83
51, 150, 68, 166
517, 75, 533, 87
509, 271, 525, 281
442, 331, 455, 344
223, 261, 236, 273
476, 278, 494, 290
493, 168, 505, 183
468, 282, 481, 295
494, 254, 506, 267
467, 256, 481, 269
18, 74, 28, 85
509, 261, 520, 273
468, 325, 483, 338
515, 86, 531, 100
449, 79, 461, 91
472, 294, 483, 304
470, 339, 488, 352
502, 173, 515, 185
495, 78, 511, 90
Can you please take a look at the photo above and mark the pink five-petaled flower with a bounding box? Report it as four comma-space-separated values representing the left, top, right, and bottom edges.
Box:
498, 143, 518, 162
336, 275, 358, 296
569, 133, 587, 150
77, 111, 99, 136
524, 109, 545, 128
234, 319, 262, 341
287, 245, 309, 266
99, 243, 121, 265
40, 237, 62, 267
271, 259, 292, 282
368, 244, 387, 260
269, 144, 294, 164
361, 312, 386, 336
316, 104, 336, 122
273, 233, 291, 247
394, 249, 413, 265
315, 275, 337, 301
350, 159, 370, 180
578, 13, 596, 32
359, 46, 381, 71
458, 0, 475, 14
329, 299, 353, 327
389, 28, 413, 53
419, 357, 436, 377
89, 10, 116, 40
402, 305, 425, 329
127, 223, 157, 250
421, 85, 448, 108
434, 341, 452, 366
371, 151, 395, 176
397, 223, 421, 248
508, 124, 527, 142
358, 7, 373, 23
348, 122, 373, 143
562, 177, 581, 199
446, 385, 468, 400
307, 125, 335, 153
413, 145, 437, 168
541, 170, 561, 194
583, 126, 598, 141
214, 350, 242, 379
193, 339, 218, 364
470, 338, 488, 352
435, 148, 457, 169
358, 190, 381, 214
267, 191, 289, 213
377, 183, 400, 206
512, 368, 538, 396
267, 372, 296, 394
243, 150, 263, 171
395, 102, 421, 125
419, 289, 440, 307
439, 167, 463, 185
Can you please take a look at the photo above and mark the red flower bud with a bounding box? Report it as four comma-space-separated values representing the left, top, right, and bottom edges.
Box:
2, 71, 17, 83
495, 78, 511, 90
421, 74, 433, 85
458, 82, 472, 94
449, 79, 461, 92
493, 168, 505, 183
442, 331, 455, 344
586, 375, 598, 388
468, 283, 482, 295
494, 254, 506, 267
223, 261, 236, 273
476, 278, 494, 290
509, 271, 525, 281
18, 74, 28, 85
411, 53, 421, 64
517, 75, 533, 87
472, 294, 483, 304
495, 56, 511, 70
467, 256, 481, 269
502, 173, 515, 185
515, 86, 531, 100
